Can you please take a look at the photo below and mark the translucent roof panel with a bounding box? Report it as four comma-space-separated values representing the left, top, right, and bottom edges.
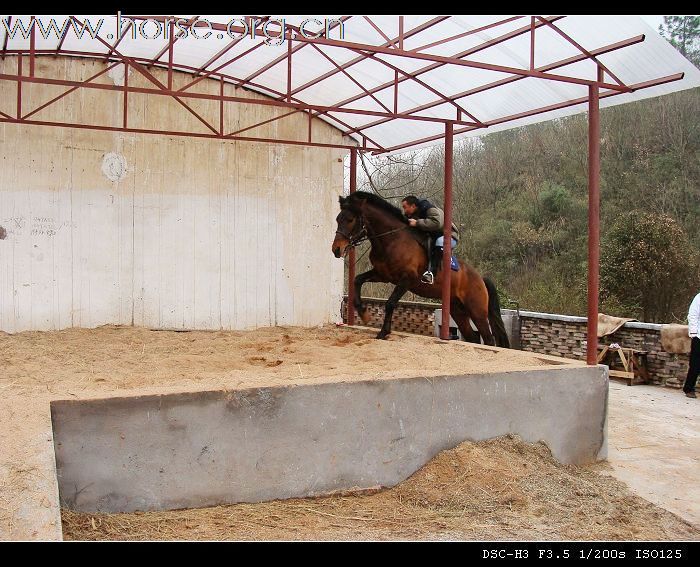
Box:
1, 15, 698, 154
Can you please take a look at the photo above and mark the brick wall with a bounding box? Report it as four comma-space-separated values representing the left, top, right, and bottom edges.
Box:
341, 297, 690, 388
341, 297, 436, 336
518, 311, 689, 388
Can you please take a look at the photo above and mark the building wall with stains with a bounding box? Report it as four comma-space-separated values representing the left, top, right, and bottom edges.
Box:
0, 56, 348, 332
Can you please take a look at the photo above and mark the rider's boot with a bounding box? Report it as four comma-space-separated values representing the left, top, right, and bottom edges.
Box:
421, 239, 434, 284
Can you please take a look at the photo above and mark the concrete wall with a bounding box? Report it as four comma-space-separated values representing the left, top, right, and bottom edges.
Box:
0, 56, 347, 332
51, 365, 608, 513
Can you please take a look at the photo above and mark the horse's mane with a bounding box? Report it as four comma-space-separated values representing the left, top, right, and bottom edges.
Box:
345, 191, 408, 225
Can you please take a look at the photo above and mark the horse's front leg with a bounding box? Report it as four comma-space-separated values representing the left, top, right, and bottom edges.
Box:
353, 269, 381, 324
376, 284, 408, 340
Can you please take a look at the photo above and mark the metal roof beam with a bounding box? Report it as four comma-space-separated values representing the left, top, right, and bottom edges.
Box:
148, 15, 199, 66
379, 72, 684, 154
0, 115, 367, 151
363, 16, 394, 46
69, 16, 218, 135
21, 61, 121, 120
103, 19, 133, 61
410, 16, 524, 53
286, 30, 631, 92
1, 47, 388, 151
226, 109, 300, 137
350, 49, 483, 125
239, 17, 351, 87
343, 33, 645, 136
0, 71, 478, 128
535, 16, 627, 87
289, 16, 449, 97
309, 43, 392, 114
314, 16, 564, 126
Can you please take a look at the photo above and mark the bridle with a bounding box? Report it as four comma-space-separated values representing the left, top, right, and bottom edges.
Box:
335, 214, 368, 248
335, 208, 407, 252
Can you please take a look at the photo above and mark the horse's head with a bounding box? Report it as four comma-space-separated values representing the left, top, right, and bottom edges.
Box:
332, 195, 365, 258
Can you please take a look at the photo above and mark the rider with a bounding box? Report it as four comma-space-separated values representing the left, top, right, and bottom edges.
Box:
401, 195, 460, 285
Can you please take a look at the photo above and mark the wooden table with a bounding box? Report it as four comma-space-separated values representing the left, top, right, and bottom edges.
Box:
597, 345, 650, 386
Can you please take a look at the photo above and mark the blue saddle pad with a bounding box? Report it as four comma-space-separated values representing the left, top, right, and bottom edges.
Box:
450, 256, 459, 271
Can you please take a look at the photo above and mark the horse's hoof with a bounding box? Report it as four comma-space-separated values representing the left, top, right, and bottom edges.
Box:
376, 332, 389, 340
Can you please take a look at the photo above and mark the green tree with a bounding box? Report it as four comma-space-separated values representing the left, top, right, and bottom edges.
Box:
659, 16, 700, 67
600, 212, 699, 322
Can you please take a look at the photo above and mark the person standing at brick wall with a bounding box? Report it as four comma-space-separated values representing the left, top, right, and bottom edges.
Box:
683, 292, 700, 398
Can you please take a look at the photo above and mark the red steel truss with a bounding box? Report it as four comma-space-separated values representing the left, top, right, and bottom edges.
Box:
0, 16, 678, 152
0, 15, 688, 356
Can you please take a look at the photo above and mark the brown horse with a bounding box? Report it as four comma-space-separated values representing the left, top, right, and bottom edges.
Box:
332, 191, 509, 347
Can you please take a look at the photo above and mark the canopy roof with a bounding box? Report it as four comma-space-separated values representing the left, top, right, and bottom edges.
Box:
2, 15, 699, 153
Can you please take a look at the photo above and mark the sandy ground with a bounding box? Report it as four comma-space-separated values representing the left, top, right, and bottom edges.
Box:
0, 324, 554, 397
1, 325, 696, 541
0, 325, 555, 540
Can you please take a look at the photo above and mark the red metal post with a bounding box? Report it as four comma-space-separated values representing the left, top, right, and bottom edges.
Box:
219, 75, 224, 135
530, 17, 535, 71
393, 70, 398, 114
347, 148, 358, 326
287, 38, 292, 102
16, 54, 21, 119
123, 62, 128, 129
167, 20, 174, 90
586, 81, 601, 365
441, 122, 454, 340
29, 17, 35, 77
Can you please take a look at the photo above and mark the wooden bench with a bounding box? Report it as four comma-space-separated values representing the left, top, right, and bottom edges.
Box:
597, 345, 650, 386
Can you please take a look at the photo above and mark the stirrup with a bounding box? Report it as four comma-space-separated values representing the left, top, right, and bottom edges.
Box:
421, 270, 434, 285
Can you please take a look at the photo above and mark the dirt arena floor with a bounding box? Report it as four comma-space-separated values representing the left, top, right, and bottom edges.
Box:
1, 325, 697, 540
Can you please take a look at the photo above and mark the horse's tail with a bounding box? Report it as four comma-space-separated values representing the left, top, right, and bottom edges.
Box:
483, 277, 510, 348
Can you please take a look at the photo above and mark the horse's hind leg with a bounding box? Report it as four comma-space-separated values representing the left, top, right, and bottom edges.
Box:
472, 309, 495, 346
376, 284, 408, 340
460, 279, 496, 346
450, 300, 480, 344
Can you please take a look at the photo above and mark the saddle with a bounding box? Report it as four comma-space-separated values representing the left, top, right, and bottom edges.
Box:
422, 235, 459, 284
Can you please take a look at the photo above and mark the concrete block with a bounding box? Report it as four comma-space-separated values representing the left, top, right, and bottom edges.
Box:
52, 366, 608, 513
